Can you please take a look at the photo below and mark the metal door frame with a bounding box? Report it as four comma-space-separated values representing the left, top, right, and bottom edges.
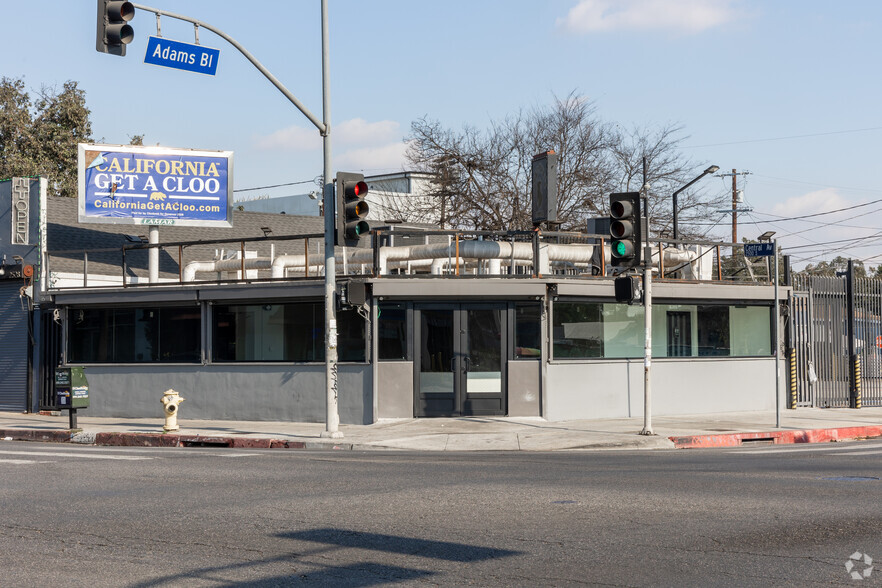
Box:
413, 303, 507, 417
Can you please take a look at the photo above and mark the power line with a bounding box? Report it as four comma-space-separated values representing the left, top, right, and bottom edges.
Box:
686, 125, 882, 149
234, 179, 318, 193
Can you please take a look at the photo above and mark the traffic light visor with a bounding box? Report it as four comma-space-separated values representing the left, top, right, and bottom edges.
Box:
108, 1, 135, 21
610, 199, 632, 219
346, 180, 368, 198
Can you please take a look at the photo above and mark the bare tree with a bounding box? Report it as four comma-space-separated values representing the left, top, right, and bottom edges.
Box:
610, 123, 727, 239
403, 93, 723, 236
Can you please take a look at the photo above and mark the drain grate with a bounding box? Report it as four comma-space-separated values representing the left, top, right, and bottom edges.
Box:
822, 476, 879, 482
181, 438, 233, 448
740, 437, 775, 445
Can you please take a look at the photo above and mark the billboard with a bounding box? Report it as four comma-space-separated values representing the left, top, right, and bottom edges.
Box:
77, 144, 233, 227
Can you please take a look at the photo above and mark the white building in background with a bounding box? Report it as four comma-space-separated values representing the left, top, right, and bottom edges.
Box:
235, 171, 438, 223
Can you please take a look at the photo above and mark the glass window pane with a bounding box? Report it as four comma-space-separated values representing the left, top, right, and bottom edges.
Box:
514, 303, 541, 359
731, 306, 772, 355
697, 305, 730, 356
601, 303, 644, 358
338, 307, 366, 362
378, 303, 407, 360
552, 302, 603, 358
159, 307, 201, 362
213, 303, 314, 362
68, 306, 199, 363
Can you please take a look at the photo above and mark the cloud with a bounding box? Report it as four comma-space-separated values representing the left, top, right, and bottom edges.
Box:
254, 125, 320, 151
769, 188, 850, 218
335, 141, 410, 172
336, 119, 401, 147
557, 0, 738, 34
254, 118, 401, 152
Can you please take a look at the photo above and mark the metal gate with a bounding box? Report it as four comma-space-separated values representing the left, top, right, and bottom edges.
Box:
0, 282, 30, 411
855, 277, 882, 406
791, 274, 882, 408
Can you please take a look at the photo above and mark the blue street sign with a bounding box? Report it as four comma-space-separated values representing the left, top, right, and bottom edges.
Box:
744, 242, 776, 257
144, 36, 219, 76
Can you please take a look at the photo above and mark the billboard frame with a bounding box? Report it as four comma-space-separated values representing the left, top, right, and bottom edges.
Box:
77, 143, 234, 228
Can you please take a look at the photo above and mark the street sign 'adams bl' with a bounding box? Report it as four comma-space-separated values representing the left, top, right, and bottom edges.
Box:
144, 36, 219, 76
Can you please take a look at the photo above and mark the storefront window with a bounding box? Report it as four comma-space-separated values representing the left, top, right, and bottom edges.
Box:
68, 307, 200, 363
551, 299, 771, 360
212, 302, 365, 363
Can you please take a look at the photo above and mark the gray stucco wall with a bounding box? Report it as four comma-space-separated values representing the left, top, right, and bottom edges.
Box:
377, 362, 414, 418
508, 360, 541, 417
77, 364, 372, 424
545, 357, 780, 421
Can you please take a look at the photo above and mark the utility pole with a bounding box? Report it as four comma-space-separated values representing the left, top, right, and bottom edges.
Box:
718, 169, 751, 251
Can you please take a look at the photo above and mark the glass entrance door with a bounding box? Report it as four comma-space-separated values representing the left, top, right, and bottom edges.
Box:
415, 304, 506, 417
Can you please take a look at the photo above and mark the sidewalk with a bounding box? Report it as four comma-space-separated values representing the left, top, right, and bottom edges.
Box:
2, 407, 882, 451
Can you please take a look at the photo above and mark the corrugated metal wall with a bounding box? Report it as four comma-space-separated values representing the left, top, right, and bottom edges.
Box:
0, 282, 29, 411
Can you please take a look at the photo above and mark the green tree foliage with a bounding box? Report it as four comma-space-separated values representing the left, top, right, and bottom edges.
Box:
0, 77, 92, 198
800, 256, 867, 278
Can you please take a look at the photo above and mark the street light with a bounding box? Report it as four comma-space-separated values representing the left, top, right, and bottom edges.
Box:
672, 164, 719, 241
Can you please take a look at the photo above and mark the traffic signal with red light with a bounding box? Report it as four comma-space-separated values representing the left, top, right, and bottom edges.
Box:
335, 172, 370, 247
96, 0, 135, 56
609, 192, 642, 268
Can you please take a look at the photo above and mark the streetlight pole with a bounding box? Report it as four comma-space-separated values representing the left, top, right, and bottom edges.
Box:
671, 165, 719, 241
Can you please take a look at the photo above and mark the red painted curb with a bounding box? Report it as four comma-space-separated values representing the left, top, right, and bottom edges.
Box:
95, 432, 181, 447
0, 429, 72, 443
1, 428, 312, 450
670, 425, 882, 449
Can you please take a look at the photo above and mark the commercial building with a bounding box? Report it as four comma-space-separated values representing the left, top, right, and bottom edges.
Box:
1, 178, 785, 423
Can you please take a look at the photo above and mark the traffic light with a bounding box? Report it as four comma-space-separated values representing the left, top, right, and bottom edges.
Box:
609, 192, 642, 268
335, 172, 370, 247
96, 0, 135, 56
614, 276, 642, 304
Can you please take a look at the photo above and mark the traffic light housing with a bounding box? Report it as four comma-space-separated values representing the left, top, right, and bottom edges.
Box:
609, 192, 642, 268
96, 0, 135, 56
614, 276, 642, 304
335, 172, 370, 247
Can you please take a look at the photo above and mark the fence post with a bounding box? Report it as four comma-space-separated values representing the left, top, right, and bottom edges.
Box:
846, 259, 859, 408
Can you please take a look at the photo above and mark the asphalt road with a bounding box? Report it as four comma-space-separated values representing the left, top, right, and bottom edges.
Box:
2, 440, 882, 587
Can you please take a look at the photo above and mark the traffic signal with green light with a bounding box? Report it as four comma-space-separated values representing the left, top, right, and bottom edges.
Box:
335, 172, 370, 247
96, 0, 135, 56
609, 192, 642, 268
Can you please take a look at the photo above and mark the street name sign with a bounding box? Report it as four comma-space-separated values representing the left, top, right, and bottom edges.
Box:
744, 242, 776, 257
77, 144, 233, 228
144, 36, 220, 76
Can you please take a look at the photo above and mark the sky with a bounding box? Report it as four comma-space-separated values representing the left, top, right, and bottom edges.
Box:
5, 0, 882, 269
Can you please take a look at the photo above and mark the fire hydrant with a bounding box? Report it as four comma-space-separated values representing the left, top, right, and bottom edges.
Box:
160, 389, 184, 432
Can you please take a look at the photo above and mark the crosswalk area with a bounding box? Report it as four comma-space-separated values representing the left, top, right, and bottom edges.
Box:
0, 444, 262, 464
727, 439, 882, 456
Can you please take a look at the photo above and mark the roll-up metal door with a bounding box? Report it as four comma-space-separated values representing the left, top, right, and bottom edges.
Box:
0, 282, 29, 411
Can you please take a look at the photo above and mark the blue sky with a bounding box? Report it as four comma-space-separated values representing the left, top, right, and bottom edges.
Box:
5, 1, 882, 268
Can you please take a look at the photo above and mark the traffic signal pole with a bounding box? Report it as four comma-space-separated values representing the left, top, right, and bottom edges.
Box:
320, 0, 342, 438
639, 158, 653, 436
128, 1, 342, 437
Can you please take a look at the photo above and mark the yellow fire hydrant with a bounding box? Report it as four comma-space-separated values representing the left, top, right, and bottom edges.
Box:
160, 389, 185, 432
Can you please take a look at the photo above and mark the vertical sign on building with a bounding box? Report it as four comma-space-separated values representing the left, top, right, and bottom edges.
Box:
11, 177, 30, 245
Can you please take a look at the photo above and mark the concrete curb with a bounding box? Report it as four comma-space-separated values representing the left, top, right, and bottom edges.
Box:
0, 429, 370, 451
669, 425, 882, 449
